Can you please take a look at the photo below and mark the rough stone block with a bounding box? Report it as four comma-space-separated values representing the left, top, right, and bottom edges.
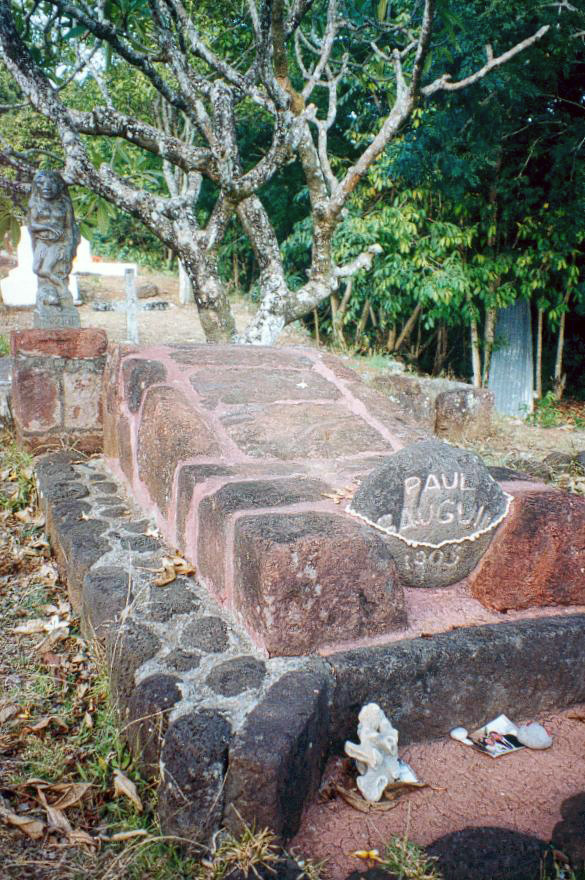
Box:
225, 662, 332, 841
81, 566, 133, 639
327, 615, 585, 750
205, 656, 266, 697
469, 489, 585, 610
122, 357, 167, 413
126, 674, 182, 778
233, 511, 406, 655
371, 372, 437, 428
190, 367, 339, 408
435, 387, 494, 442
12, 367, 61, 432
169, 344, 312, 370
138, 386, 221, 511
175, 463, 234, 551
11, 328, 108, 359
222, 403, 392, 460
159, 710, 231, 843
106, 621, 162, 712
197, 477, 327, 600
62, 370, 103, 429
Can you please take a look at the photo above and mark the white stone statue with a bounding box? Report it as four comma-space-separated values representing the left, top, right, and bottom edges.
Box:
344, 703, 418, 802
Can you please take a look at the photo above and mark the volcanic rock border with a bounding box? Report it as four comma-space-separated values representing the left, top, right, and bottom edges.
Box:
36, 451, 585, 846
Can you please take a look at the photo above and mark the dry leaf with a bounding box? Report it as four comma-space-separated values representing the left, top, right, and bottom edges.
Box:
110, 829, 149, 842
112, 769, 143, 812
0, 804, 45, 840
45, 783, 92, 811
0, 704, 19, 724
13, 619, 47, 635
84, 712, 94, 729
36, 788, 72, 834
567, 710, 585, 723
153, 565, 177, 587
67, 828, 98, 848
21, 715, 68, 735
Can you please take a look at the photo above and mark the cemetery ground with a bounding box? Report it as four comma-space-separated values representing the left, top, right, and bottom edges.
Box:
2, 271, 585, 880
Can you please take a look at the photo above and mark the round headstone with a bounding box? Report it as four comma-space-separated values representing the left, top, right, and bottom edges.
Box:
347, 439, 512, 587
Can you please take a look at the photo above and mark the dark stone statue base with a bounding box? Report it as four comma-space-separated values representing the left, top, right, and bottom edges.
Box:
34, 300, 80, 329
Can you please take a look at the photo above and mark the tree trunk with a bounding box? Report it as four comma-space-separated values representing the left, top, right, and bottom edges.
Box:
470, 319, 482, 387
178, 260, 194, 305
433, 323, 447, 375
394, 303, 422, 352
535, 307, 544, 399
554, 309, 567, 400
482, 307, 497, 386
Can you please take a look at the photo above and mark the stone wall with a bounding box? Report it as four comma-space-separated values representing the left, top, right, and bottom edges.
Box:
10, 328, 107, 452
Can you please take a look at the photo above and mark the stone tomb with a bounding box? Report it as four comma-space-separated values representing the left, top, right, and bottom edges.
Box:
103, 342, 585, 653
25, 333, 585, 847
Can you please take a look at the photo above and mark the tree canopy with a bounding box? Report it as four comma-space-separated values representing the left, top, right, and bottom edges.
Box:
2, 0, 566, 352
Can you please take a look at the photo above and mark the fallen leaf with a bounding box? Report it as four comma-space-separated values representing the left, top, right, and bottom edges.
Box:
110, 829, 149, 842
45, 783, 92, 811
84, 712, 93, 729
36, 788, 72, 833
567, 710, 585, 723
67, 828, 98, 848
21, 715, 68, 735
0, 704, 19, 724
0, 803, 45, 839
13, 619, 46, 635
112, 769, 143, 812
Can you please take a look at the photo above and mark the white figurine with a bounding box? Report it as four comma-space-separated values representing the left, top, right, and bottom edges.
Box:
344, 703, 418, 802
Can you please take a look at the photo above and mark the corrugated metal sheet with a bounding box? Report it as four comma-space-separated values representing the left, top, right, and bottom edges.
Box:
488, 299, 534, 416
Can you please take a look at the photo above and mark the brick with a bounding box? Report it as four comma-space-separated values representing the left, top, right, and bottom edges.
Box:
469, 489, 585, 610
137, 386, 221, 512
233, 511, 407, 656
11, 328, 108, 359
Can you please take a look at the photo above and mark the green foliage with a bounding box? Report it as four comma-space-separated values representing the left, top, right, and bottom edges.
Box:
524, 391, 563, 428
380, 834, 443, 880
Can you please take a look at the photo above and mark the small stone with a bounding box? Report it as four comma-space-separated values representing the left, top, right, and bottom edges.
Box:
544, 451, 574, 470
137, 281, 160, 299
182, 616, 229, 653
206, 656, 266, 697
164, 649, 201, 672
516, 723, 552, 750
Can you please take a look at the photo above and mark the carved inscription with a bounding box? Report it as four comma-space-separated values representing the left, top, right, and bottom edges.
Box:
376, 470, 497, 544
347, 440, 512, 587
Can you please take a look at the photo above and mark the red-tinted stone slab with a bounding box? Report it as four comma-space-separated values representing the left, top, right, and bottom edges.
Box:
11, 328, 108, 359
233, 511, 406, 655
469, 489, 585, 610
137, 385, 221, 512
12, 367, 61, 431
190, 367, 339, 408
170, 344, 312, 370
197, 477, 328, 600
122, 357, 167, 413
63, 371, 103, 429
222, 403, 392, 460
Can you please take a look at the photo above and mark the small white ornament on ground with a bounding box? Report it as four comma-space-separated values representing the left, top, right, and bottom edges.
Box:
516, 722, 553, 750
449, 726, 473, 745
344, 702, 418, 802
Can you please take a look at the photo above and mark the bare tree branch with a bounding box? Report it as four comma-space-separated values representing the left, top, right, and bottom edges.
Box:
422, 25, 550, 96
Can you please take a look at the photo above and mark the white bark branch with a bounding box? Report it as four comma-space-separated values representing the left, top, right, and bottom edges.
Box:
422, 25, 550, 97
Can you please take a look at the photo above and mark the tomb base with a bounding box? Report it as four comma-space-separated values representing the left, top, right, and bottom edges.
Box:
35, 450, 585, 846
10, 328, 107, 452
